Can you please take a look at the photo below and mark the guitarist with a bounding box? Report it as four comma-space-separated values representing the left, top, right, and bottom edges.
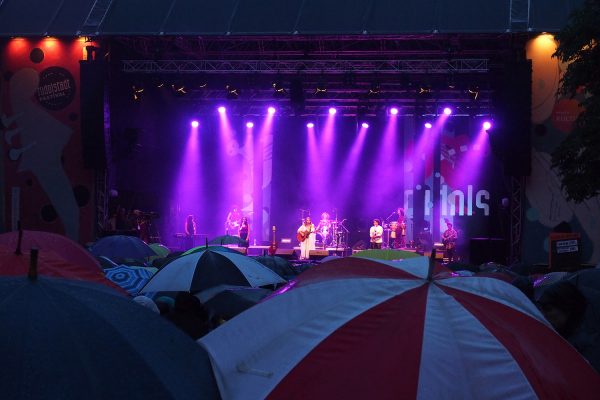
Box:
442, 221, 458, 262
297, 217, 316, 260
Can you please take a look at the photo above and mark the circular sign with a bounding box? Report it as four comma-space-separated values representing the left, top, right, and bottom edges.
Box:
35, 66, 76, 110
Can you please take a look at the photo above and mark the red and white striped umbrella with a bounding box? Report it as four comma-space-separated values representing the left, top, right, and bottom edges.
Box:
200, 257, 600, 400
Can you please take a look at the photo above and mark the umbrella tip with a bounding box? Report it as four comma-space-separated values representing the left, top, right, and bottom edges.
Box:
28, 248, 39, 281
427, 249, 436, 281
15, 220, 24, 255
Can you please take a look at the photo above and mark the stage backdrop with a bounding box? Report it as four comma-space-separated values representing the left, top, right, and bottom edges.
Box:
108, 79, 505, 256
0, 38, 94, 242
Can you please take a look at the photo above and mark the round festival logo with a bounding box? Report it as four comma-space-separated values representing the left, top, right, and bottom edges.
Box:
35, 66, 76, 110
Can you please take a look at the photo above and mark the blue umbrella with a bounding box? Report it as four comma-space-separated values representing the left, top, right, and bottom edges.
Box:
105, 265, 157, 296
0, 275, 220, 399
140, 249, 286, 293
89, 235, 156, 263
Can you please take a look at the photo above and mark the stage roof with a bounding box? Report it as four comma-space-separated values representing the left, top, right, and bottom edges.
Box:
0, 0, 583, 37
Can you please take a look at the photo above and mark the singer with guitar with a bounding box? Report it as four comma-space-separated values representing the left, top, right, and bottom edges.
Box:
369, 219, 383, 249
297, 217, 316, 260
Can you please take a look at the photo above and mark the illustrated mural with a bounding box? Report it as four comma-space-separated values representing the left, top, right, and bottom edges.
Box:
0, 38, 94, 242
524, 34, 599, 265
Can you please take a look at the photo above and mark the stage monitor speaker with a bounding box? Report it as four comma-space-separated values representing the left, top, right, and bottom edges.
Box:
275, 249, 297, 260
469, 238, 506, 265
310, 250, 329, 260
79, 60, 106, 169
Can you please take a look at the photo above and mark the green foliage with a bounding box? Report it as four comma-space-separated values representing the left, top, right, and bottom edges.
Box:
551, 0, 600, 202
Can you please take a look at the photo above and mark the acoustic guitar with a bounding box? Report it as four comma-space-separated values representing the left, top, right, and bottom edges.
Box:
268, 226, 277, 255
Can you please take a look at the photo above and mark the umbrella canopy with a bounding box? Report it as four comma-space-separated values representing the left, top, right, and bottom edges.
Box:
533, 271, 570, 300
195, 285, 273, 320
140, 249, 286, 293
209, 235, 247, 246
105, 265, 157, 296
0, 230, 101, 272
0, 245, 125, 294
200, 256, 600, 400
89, 235, 156, 263
182, 245, 241, 256
351, 248, 421, 261
0, 275, 220, 399
149, 243, 171, 258
252, 256, 295, 279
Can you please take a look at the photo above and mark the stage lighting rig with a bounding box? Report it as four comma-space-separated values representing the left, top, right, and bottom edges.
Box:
272, 81, 287, 97
467, 86, 480, 100
131, 84, 144, 101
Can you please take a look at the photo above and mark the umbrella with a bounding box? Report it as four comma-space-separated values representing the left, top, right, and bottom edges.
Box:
140, 249, 286, 293
0, 274, 220, 399
0, 230, 101, 272
104, 265, 157, 296
195, 285, 273, 320
0, 245, 125, 294
533, 271, 570, 300
200, 256, 600, 400
97, 255, 119, 269
209, 235, 247, 246
182, 245, 241, 256
251, 256, 295, 279
351, 248, 421, 261
149, 243, 171, 258
89, 235, 156, 263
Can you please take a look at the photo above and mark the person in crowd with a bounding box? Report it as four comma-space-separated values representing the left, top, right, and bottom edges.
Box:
239, 216, 250, 246
225, 205, 242, 234
537, 281, 600, 372
165, 292, 212, 340
442, 220, 458, 262
369, 219, 383, 249
297, 217, 316, 260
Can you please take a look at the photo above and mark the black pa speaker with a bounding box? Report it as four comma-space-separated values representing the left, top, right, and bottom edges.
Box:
469, 238, 507, 265
275, 249, 297, 260
309, 250, 329, 260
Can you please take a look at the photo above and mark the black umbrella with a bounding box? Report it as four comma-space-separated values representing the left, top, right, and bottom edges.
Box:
252, 255, 296, 279
196, 285, 273, 319
208, 235, 247, 246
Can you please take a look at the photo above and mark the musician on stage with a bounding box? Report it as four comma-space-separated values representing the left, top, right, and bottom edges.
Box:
184, 214, 197, 249
297, 217, 316, 259
442, 220, 458, 262
389, 221, 398, 249
316, 211, 332, 245
397, 207, 407, 248
369, 219, 383, 249
225, 205, 242, 235
239, 216, 250, 245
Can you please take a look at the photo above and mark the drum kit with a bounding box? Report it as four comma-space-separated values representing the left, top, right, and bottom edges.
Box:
316, 218, 349, 248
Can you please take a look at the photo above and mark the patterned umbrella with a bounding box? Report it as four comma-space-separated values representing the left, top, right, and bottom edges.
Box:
200, 256, 600, 400
104, 265, 157, 296
140, 249, 285, 293
0, 275, 220, 399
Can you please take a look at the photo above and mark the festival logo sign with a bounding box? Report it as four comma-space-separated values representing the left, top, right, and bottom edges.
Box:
35, 66, 76, 110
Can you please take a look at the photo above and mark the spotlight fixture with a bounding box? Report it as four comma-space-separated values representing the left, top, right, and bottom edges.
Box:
132, 85, 144, 101
226, 84, 240, 99
418, 85, 432, 96
191, 120, 199, 128
217, 106, 226, 114
306, 122, 315, 128
483, 121, 492, 130
272, 81, 287, 97
389, 107, 399, 116
424, 122, 433, 129
368, 82, 381, 97
171, 83, 187, 96
246, 122, 254, 128
361, 122, 370, 129
328, 107, 337, 116
267, 106, 276, 116
443, 107, 452, 115
467, 86, 479, 101
314, 81, 327, 96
